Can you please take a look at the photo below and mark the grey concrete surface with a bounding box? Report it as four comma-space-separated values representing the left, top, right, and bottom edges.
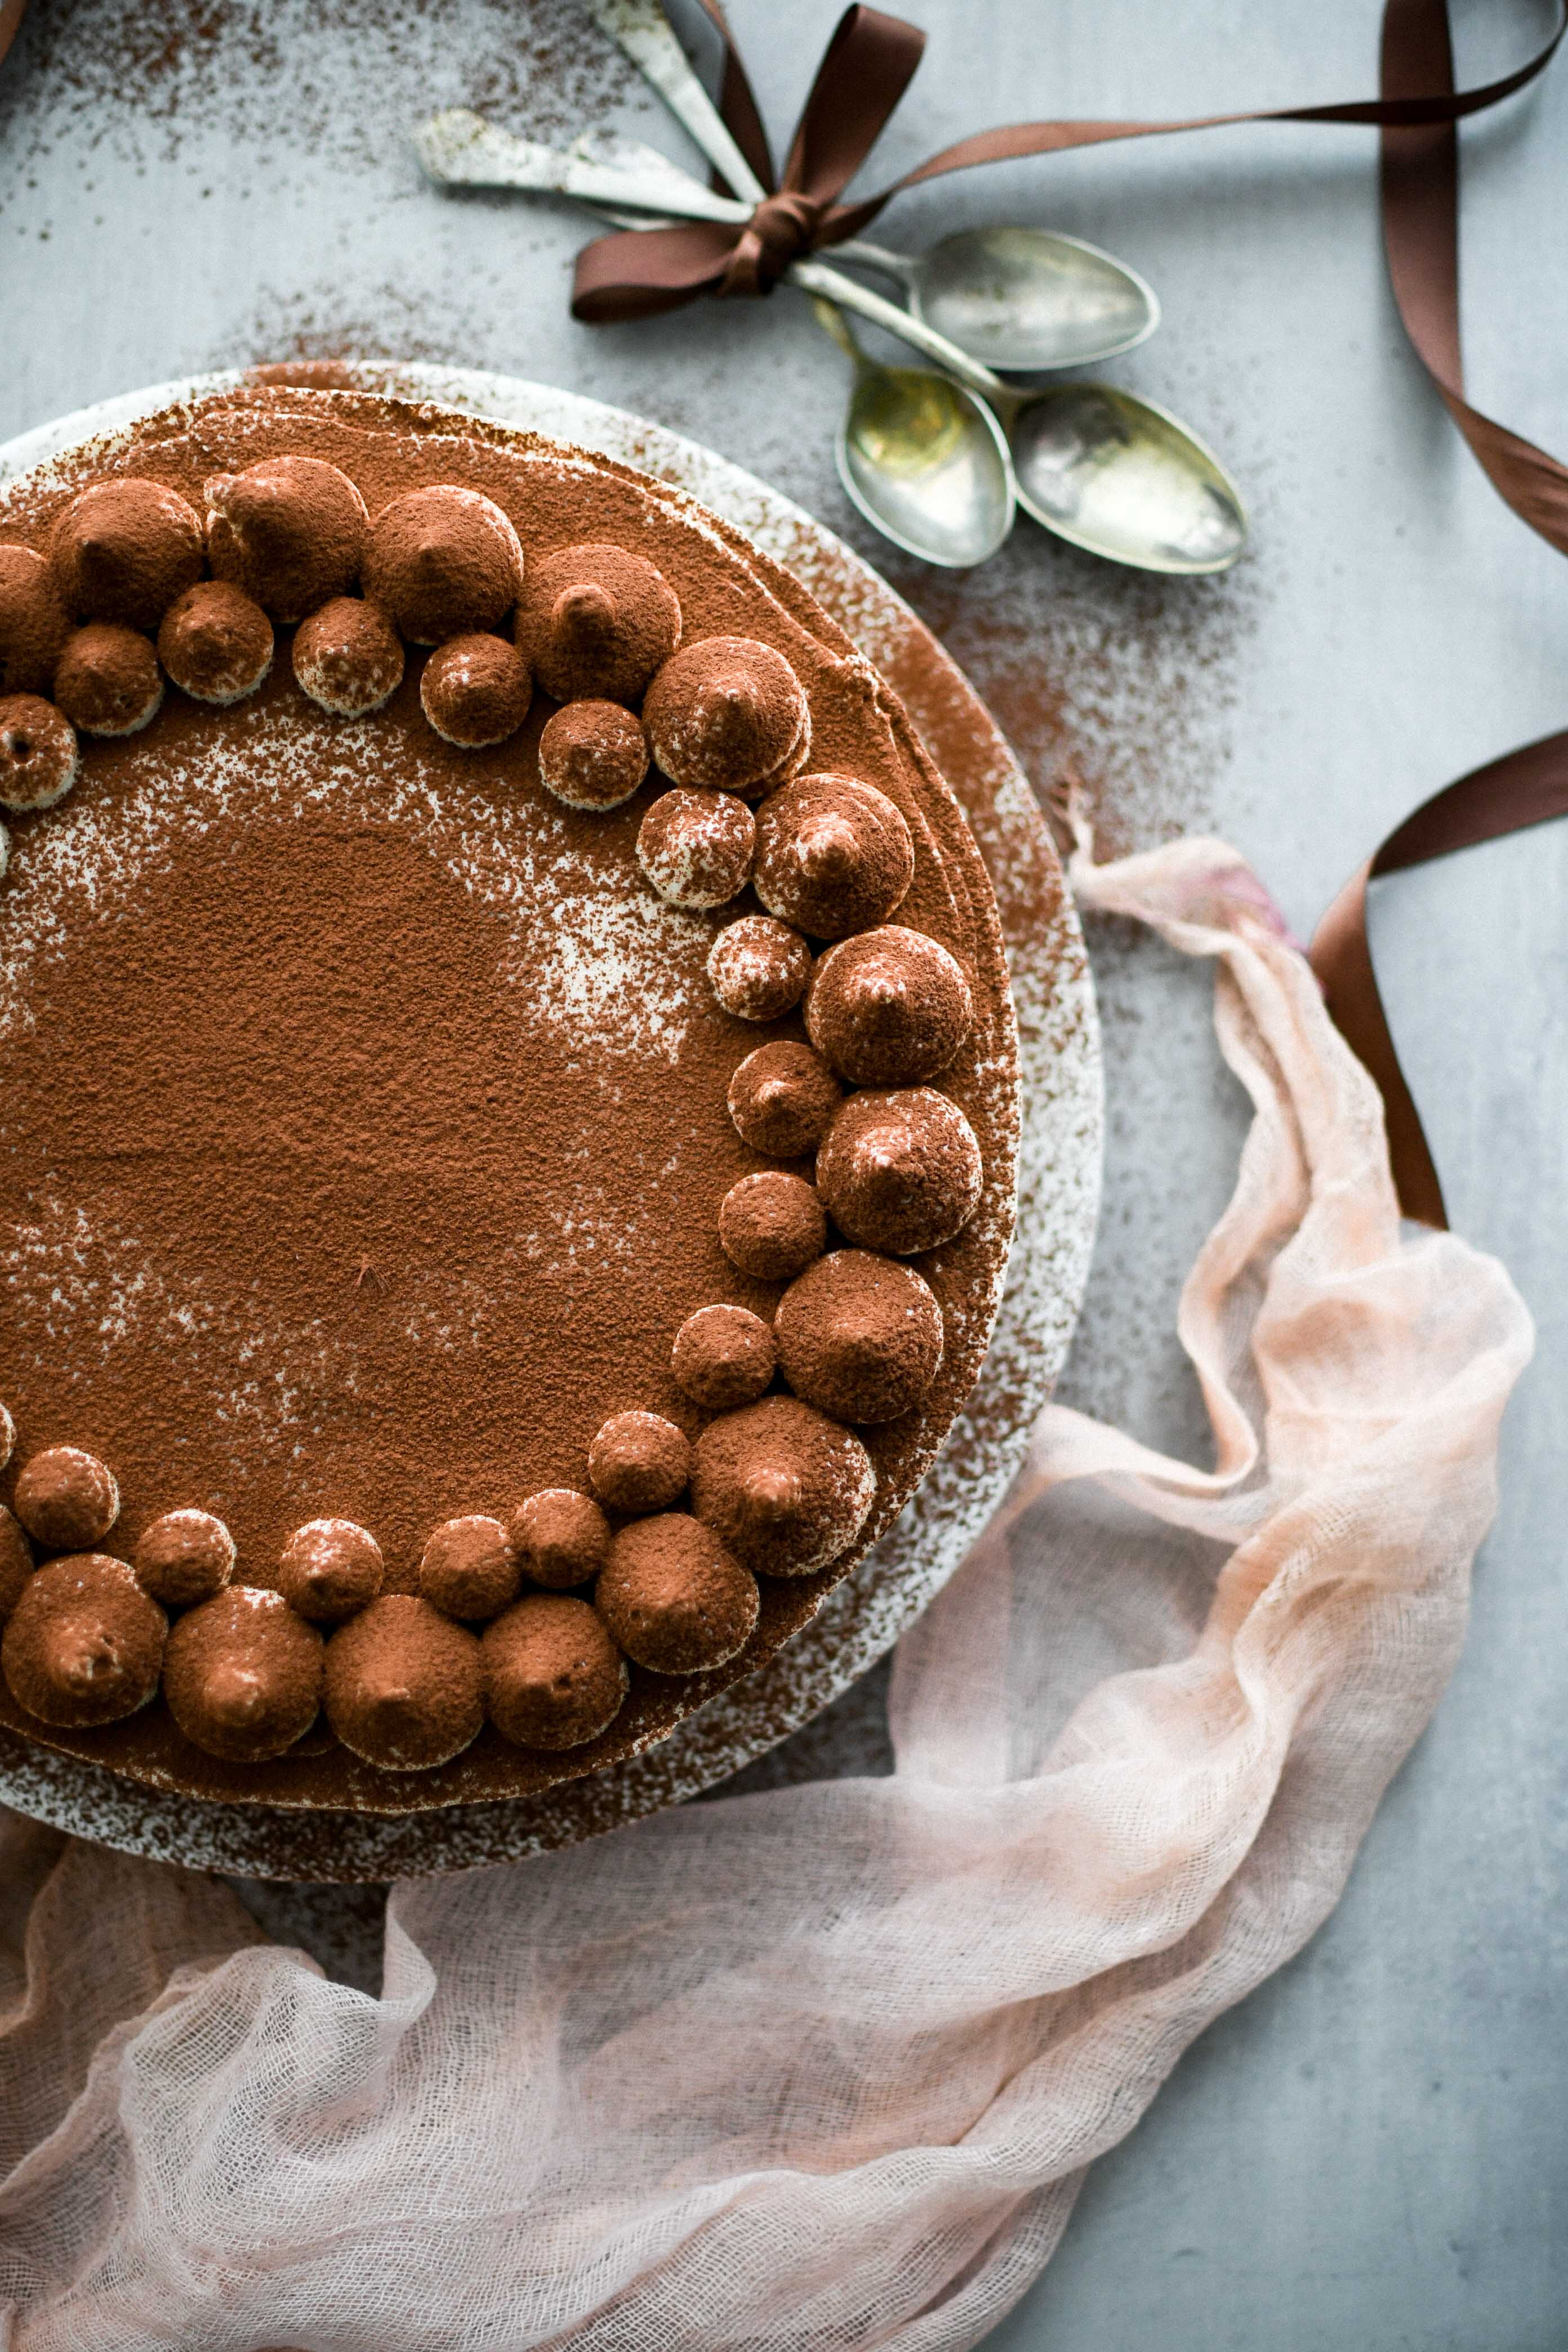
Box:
2, 2, 1565, 2344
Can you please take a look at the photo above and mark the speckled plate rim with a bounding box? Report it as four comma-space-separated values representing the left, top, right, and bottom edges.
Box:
0, 364, 1103, 1879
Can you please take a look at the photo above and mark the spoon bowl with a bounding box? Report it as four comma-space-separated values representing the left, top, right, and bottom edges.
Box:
815, 301, 1016, 569
836, 225, 1160, 372
794, 265, 1245, 576
1005, 384, 1247, 573
840, 366, 1017, 569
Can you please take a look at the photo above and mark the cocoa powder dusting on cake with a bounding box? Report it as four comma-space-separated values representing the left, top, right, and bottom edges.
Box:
0, 783, 748, 1580
0, 389, 1022, 1816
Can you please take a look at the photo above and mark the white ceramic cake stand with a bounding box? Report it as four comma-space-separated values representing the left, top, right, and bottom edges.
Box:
0, 366, 1102, 1878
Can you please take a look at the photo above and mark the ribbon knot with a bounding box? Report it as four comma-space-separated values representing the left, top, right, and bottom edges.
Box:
719, 189, 826, 300
572, 5, 925, 324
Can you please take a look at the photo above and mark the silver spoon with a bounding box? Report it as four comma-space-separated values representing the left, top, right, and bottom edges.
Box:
810, 299, 1015, 568
586, 0, 770, 211
787, 257, 1248, 574
1000, 380, 1246, 572
412, 112, 731, 224
831, 226, 1159, 372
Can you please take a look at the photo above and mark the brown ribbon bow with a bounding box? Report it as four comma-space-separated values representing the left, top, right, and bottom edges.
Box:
573, 6, 928, 318
573, 1, 1563, 327
580, 0, 1568, 1232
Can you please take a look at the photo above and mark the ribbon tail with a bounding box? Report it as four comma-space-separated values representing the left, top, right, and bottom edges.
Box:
1309, 863, 1447, 1231
818, 5, 1565, 246
692, 0, 777, 192
571, 219, 738, 324
1432, 389, 1568, 555
1304, 0, 1568, 1230
0, 0, 26, 71
1381, 0, 1568, 555
1309, 725, 1568, 1228
779, 6, 926, 208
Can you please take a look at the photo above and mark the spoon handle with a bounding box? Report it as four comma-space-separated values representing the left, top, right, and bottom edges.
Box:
413, 109, 749, 223
808, 297, 865, 371
827, 238, 920, 289
586, 0, 770, 206
786, 257, 1010, 402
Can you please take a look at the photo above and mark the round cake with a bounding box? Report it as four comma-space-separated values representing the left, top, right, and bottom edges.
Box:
0, 385, 1019, 1820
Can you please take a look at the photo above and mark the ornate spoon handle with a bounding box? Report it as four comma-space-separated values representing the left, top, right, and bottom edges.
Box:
412, 109, 747, 222
585, 0, 769, 204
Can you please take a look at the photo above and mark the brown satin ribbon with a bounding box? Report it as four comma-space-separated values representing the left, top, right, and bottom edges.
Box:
574, 7, 926, 318
1313, 729, 1568, 1228
572, 1, 1565, 320
580, 0, 1568, 1231
1310, 0, 1568, 1227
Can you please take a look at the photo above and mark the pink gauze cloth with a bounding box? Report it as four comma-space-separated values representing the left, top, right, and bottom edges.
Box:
0, 828, 1534, 2352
